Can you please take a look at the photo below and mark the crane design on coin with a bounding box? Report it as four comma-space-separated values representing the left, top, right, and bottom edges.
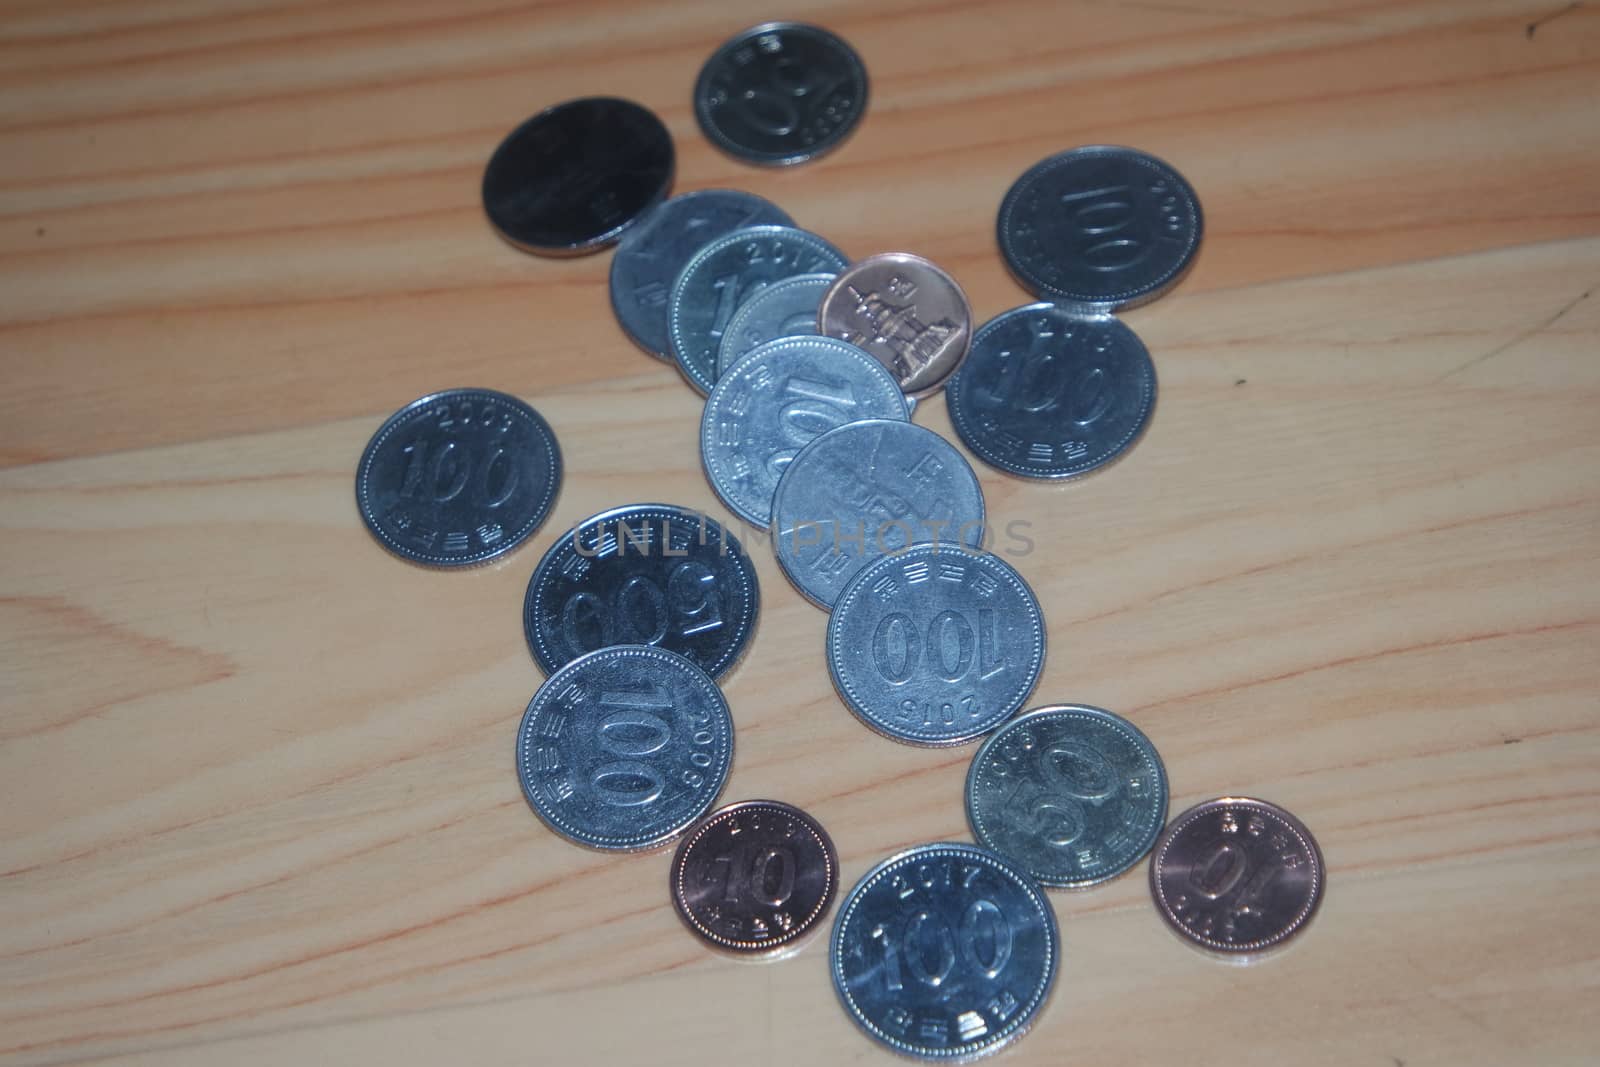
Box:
356, 388, 562, 567
831, 842, 1059, 1060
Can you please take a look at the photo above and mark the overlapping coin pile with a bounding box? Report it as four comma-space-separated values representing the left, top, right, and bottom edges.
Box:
356, 21, 1325, 1060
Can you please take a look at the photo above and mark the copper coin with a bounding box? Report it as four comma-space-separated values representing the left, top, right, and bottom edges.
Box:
819, 253, 972, 397
670, 799, 839, 956
1149, 797, 1325, 956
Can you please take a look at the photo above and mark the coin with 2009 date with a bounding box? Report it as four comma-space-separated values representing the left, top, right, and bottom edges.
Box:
356, 388, 561, 568
516, 644, 734, 852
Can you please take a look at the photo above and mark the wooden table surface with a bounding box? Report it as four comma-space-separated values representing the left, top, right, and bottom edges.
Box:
3, 1, 1598, 1064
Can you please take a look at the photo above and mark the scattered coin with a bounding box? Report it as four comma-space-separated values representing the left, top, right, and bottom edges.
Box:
694, 22, 869, 167
610, 189, 794, 359
1149, 797, 1325, 956
702, 335, 909, 529
670, 799, 839, 957
356, 389, 561, 568
828, 546, 1044, 747
516, 645, 733, 851
716, 271, 835, 375
966, 705, 1168, 887
482, 97, 674, 256
997, 145, 1202, 309
946, 303, 1156, 480
831, 842, 1059, 1060
669, 225, 849, 395
819, 253, 973, 397
771, 419, 985, 609
523, 504, 759, 679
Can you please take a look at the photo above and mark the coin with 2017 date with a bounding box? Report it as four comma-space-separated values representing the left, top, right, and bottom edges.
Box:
831, 842, 1059, 1061
819, 253, 973, 398
771, 419, 986, 609
669, 225, 849, 395
997, 144, 1202, 310
1149, 796, 1325, 957
481, 97, 674, 257
702, 334, 909, 529
947, 303, 1156, 480
516, 644, 733, 852
716, 271, 834, 375
966, 705, 1168, 888
670, 799, 838, 957
523, 504, 759, 680
356, 388, 561, 568
828, 546, 1044, 747
610, 189, 793, 360
694, 22, 869, 167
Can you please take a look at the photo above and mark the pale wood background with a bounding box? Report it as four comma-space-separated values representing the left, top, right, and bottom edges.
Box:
2, 1, 1598, 1064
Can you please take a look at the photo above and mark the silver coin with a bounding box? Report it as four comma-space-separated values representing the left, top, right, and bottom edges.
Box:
610, 190, 794, 359
831, 842, 1059, 1061
668, 225, 848, 395
694, 22, 869, 168
523, 504, 759, 680
827, 546, 1043, 747
997, 145, 1202, 311
716, 271, 835, 376
946, 304, 1156, 480
355, 388, 561, 567
771, 419, 985, 609
819, 253, 973, 397
516, 645, 733, 851
966, 705, 1168, 888
702, 336, 909, 530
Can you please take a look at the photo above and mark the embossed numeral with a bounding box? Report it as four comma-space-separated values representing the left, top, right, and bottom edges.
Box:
398, 439, 520, 508
589, 686, 672, 808
871, 609, 1004, 685
559, 561, 724, 653
869, 899, 1012, 992
706, 842, 798, 910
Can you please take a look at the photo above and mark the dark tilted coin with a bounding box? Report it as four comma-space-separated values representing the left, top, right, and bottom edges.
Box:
967, 705, 1168, 887
356, 388, 561, 567
831, 842, 1059, 1060
517, 645, 733, 851
997, 145, 1202, 310
611, 189, 793, 359
947, 303, 1156, 480
1150, 797, 1326, 956
694, 22, 869, 167
482, 97, 673, 256
671, 799, 839, 956
523, 504, 759, 680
